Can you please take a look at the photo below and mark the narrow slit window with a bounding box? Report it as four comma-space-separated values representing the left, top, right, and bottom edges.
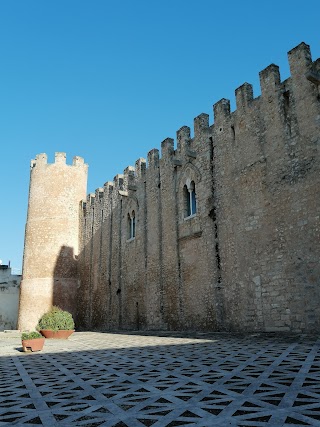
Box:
127, 213, 131, 239
131, 211, 135, 238
184, 184, 190, 217
128, 210, 135, 239
191, 186, 196, 215
184, 181, 197, 218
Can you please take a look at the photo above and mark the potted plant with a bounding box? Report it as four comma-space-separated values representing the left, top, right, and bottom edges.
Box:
21, 331, 45, 352
37, 306, 75, 339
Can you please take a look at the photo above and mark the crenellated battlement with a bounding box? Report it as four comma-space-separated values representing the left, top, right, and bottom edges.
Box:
123, 166, 135, 178
104, 181, 114, 191
31, 42, 320, 203
147, 148, 160, 168
88, 42, 319, 189
31, 152, 87, 170
213, 98, 231, 125
95, 187, 104, 200
259, 64, 281, 96
161, 138, 174, 158
113, 174, 124, 190
235, 83, 253, 111
135, 158, 146, 178
177, 126, 191, 152
73, 156, 86, 167
194, 113, 209, 137
288, 42, 312, 74
31, 153, 47, 168
55, 152, 66, 164
123, 166, 136, 190
87, 193, 95, 206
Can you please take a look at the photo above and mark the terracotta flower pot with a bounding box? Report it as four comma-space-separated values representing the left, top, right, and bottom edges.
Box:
40, 330, 75, 339
22, 337, 45, 352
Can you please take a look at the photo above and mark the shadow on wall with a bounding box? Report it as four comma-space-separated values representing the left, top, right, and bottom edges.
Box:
52, 245, 78, 322
74, 205, 149, 332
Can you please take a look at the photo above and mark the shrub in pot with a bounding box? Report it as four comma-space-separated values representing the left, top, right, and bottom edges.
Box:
22, 331, 45, 352
37, 306, 75, 339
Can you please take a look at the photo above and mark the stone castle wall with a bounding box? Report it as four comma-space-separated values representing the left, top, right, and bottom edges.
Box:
76, 42, 320, 333
19, 42, 320, 332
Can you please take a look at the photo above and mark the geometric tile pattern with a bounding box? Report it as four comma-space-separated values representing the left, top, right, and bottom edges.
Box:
0, 331, 320, 426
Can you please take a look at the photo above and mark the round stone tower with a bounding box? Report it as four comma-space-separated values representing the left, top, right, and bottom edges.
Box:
18, 152, 88, 331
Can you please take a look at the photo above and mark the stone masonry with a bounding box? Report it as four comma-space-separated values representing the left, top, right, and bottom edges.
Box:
18, 42, 320, 333
18, 153, 88, 331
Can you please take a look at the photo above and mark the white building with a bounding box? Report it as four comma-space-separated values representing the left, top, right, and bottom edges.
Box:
0, 264, 21, 330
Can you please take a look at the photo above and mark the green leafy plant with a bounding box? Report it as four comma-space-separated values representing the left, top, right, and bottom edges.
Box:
22, 331, 43, 340
36, 306, 75, 332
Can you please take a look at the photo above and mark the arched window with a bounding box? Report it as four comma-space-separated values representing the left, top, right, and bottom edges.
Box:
128, 210, 135, 239
184, 180, 197, 217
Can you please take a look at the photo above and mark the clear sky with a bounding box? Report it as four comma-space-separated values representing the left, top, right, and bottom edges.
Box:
0, 0, 319, 272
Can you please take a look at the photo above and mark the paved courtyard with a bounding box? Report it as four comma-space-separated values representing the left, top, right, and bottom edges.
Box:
0, 331, 320, 427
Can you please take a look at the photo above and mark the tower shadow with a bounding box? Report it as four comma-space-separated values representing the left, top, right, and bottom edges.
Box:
52, 245, 78, 321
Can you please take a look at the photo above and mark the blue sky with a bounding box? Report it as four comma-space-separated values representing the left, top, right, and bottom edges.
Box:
0, 1, 319, 271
